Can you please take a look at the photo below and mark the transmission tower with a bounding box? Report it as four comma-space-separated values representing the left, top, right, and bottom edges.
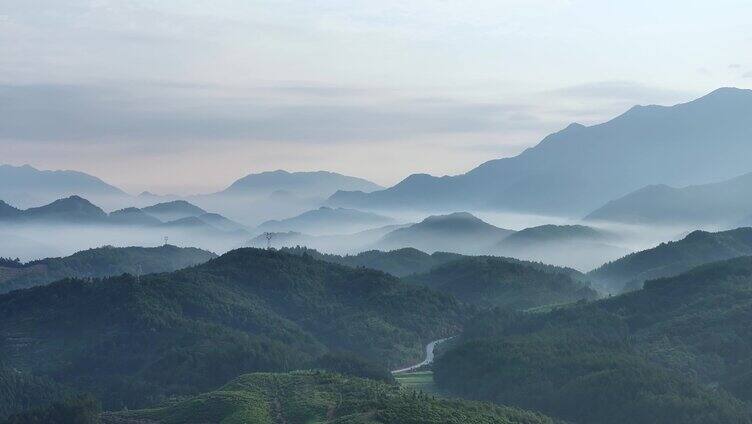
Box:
163, 236, 169, 246
264, 232, 274, 249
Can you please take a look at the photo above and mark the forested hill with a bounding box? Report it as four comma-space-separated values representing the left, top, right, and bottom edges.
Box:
281, 246, 587, 282
0, 248, 463, 415
588, 227, 752, 293
102, 371, 558, 424
0, 245, 217, 294
434, 256, 752, 424
281, 246, 463, 277
406, 256, 597, 310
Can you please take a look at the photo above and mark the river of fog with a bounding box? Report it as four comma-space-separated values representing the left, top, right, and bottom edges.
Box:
0, 207, 730, 272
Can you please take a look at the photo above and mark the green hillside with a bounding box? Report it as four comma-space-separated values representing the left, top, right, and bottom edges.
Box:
0, 245, 217, 294
0, 248, 463, 413
434, 256, 752, 424
406, 256, 597, 309
281, 247, 463, 277
104, 371, 558, 424
588, 227, 752, 293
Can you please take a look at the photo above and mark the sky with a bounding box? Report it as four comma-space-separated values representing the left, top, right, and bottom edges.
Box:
1, 0, 751, 194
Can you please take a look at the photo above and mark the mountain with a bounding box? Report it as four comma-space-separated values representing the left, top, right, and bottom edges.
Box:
101, 371, 557, 424
245, 224, 408, 254
0, 248, 463, 410
434, 256, 752, 424
160, 216, 219, 231
329, 88, 752, 215
588, 227, 752, 293
281, 247, 463, 277
585, 172, 752, 225
15, 195, 108, 224
0, 201, 21, 219
0, 368, 71, 420
0, 164, 129, 209
141, 200, 206, 222
0, 245, 217, 294
221, 170, 382, 199
377, 212, 514, 254
108, 207, 163, 226
495, 224, 627, 271
257, 206, 394, 235
196, 212, 248, 233
406, 256, 597, 309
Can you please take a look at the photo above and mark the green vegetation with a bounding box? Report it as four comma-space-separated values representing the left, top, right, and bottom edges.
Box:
2, 396, 100, 424
588, 227, 752, 293
498, 224, 607, 245
0, 248, 463, 412
406, 256, 597, 309
281, 246, 463, 277
435, 256, 752, 423
0, 368, 71, 419
308, 352, 395, 384
104, 371, 558, 424
394, 371, 439, 394
0, 245, 217, 294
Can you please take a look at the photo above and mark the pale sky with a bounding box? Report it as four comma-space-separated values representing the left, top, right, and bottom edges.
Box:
1, 0, 751, 194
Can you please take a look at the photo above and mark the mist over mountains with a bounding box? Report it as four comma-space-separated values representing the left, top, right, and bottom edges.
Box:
329, 88, 752, 216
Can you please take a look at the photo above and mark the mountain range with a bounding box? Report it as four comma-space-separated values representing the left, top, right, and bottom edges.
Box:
329, 88, 752, 216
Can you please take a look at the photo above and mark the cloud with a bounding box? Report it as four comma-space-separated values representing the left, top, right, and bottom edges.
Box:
0, 83, 544, 152
743, 71, 752, 79
550, 81, 694, 105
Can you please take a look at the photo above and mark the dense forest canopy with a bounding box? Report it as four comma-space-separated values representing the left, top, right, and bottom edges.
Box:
0, 245, 217, 294
434, 255, 752, 424
0, 248, 463, 415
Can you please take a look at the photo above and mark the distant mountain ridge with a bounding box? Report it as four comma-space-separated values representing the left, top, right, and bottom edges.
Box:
376, 212, 515, 254
585, 172, 752, 225
0, 164, 128, 209
495, 224, 627, 271
221, 170, 382, 198
329, 88, 752, 215
257, 206, 394, 235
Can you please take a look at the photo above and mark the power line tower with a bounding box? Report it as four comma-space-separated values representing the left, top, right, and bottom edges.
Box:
264, 232, 274, 250
163, 236, 169, 246
135, 264, 143, 283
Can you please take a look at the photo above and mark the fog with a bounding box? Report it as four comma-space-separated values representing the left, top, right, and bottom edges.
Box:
0, 200, 725, 273
0, 223, 247, 261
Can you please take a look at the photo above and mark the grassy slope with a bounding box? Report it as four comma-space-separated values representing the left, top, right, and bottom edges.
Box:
105, 371, 558, 424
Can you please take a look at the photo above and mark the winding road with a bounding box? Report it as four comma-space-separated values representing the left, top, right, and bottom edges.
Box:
391, 336, 455, 374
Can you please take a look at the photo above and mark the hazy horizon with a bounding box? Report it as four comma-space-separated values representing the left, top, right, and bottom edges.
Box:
2, 1, 751, 194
